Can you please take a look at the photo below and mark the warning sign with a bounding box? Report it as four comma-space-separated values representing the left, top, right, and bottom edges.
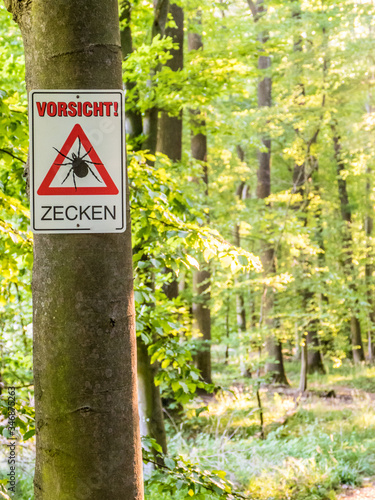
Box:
29, 90, 126, 233
37, 124, 119, 196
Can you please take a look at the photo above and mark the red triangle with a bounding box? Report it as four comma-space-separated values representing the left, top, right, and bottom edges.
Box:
37, 124, 119, 195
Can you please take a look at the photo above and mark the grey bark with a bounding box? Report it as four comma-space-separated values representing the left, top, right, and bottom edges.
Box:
6, 0, 144, 498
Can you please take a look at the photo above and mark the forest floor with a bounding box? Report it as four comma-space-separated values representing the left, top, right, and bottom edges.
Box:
2, 358, 375, 499
338, 481, 375, 499
158, 357, 375, 500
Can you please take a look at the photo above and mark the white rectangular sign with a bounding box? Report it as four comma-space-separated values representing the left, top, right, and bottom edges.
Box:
29, 90, 126, 233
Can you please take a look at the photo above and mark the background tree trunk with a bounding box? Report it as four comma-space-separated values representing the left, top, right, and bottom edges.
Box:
8, 0, 143, 497
193, 269, 212, 385
120, 0, 143, 141
128, 1, 171, 457
158, 3, 184, 299
189, 19, 212, 386
142, 0, 170, 153
234, 170, 249, 376
365, 167, 375, 362
332, 127, 365, 363
134, 261, 168, 457
253, 3, 288, 384
299, 332, 308, 393
307, 328, 325, 374
157, 3, 184, 161
137, 340, 168, 457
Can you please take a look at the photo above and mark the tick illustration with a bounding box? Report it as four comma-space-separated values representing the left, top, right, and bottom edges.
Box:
54, 137, 102, 190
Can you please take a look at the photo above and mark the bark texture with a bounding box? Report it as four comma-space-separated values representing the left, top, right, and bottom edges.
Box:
7, 1, 143, 498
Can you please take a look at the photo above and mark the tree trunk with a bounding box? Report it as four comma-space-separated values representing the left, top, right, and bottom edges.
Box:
120, 1, 168, 447
7, 0, 143, 497
158, 3, 184, 298
157, 3, 184, 161
129, 0, 171, 456
292, 161, 325, 376
289, 6, 326, 377
193, 269, 212, 385
134, 261, 168, 457
234, 169, 249, 376
365, 170, 375, 362
120, 0, 143, 141
307, 327, 325, 374
189, 20, 212, 386
310, 176, 328, 373
299, 333, 308, 393
142, 0, 170, 153
225, 295, 230, 364
332, 128, 365, 362
245, 0, 288, 384
137, 340, 168, 457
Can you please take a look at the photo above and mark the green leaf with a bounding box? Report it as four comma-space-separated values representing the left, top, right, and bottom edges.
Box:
238, 255, 248, 267
185, 254, 200, 270
23, 428, 35, 441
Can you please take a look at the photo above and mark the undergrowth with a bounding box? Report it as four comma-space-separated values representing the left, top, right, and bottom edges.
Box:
2, 361, 375, 499
159, 360, 375, 500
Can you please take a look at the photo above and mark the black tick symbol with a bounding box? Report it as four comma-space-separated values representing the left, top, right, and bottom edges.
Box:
54, 137, 102, 190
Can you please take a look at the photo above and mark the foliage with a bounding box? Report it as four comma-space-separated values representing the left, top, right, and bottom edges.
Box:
1, 0, 375, 498
167, 360, 375, 500
143, 438, 245, 500
0, 4, 31, 394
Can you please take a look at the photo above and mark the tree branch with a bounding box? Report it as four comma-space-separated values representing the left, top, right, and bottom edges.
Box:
0, 148, 26, 163
246, 0, 258, 19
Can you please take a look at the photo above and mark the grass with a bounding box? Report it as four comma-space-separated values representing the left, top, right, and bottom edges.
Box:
160, 358, 375, 499
2, 359, 375, 499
